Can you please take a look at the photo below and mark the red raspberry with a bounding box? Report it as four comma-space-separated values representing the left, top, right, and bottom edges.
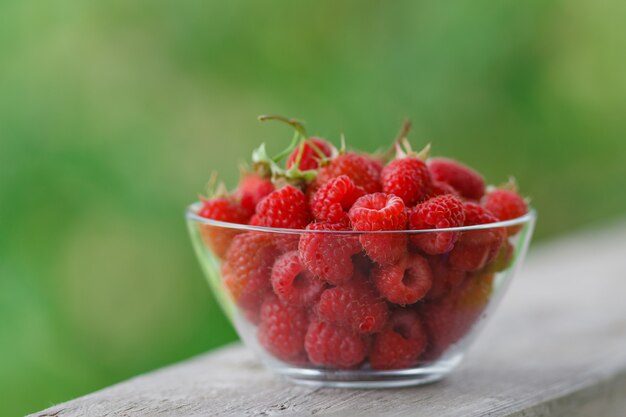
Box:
381, 158, 432, 206
485, 240, 514, 273
235, 174, 274, 216
258, 295, 309, 363
463, 201, 501, 226
198, 197, 250, 259
286, 137, 333, 171
255, 185, 311, 229
370, 309, 428, 370
428, 157, 486, 200
271, 251, 325, 305
248, 214, 261, 226
348, 193, 408, 265
255, 185, 312, 251
315, 153, 382, 194
317, 279, 389, 334
408, 194, 465, 255
305, 320, 367, 369
222, 233, 279, 322
449, 203, 505, 271
372, 253, 432, 305
449, 242, 492, 272
298, 222, 362, 285
369, 157, 385, 174
484, 188, 528, 235
426, 256, 467, 301
429, 180, 459, 197
420, 272, 494, 360
310, 175, 365, 224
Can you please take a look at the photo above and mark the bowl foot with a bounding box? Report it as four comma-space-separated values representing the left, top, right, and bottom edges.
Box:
272, 353, 463, 389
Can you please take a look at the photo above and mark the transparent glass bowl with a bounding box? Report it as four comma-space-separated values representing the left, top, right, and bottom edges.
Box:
186, 203, 535, 388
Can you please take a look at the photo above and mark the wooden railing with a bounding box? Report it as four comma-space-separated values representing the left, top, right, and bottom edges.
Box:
31, 221, 626, 417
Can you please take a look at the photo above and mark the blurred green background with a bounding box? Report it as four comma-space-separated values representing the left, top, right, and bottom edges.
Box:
2, 0, 626, 415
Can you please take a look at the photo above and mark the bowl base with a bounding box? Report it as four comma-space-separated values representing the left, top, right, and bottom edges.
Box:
273, 353, 463, 389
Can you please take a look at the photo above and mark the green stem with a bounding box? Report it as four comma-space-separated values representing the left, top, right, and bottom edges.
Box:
271, 131, 300, 162
383, 119, 412, 160
258, 114, 308, 139
395, 119, 412, 145
306, 138, 329, 160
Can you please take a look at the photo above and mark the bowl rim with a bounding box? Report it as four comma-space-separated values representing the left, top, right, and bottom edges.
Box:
186, 202, 536, 235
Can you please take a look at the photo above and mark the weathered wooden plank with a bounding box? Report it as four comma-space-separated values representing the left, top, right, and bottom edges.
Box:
32, 222, 626, 417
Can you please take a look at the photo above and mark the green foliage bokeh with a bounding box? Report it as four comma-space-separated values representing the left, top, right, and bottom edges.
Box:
1, 0, 626, 415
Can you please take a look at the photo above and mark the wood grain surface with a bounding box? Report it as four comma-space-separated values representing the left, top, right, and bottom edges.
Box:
32, 222, 626, 417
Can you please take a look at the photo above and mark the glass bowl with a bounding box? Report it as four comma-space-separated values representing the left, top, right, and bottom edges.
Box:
186, 203, 535, 388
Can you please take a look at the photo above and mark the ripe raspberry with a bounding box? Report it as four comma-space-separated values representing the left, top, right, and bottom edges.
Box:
258, 295, 309, 363
315, 153, 382, 194
255, 185, 311, 229
286, 137, 333, 171
420, 272, 494, 360
369, 157, 385, 174
463, 201, 501, 226
310, 175, 365, 224
222, 233, 279, 322
255, 185, 312, 251
426, 256, 467, 301
271, 251, 325, 305
348, 193, 408, 265
428, 157, 486, 200
408, 194, 465, 255
298, 222, 361, 285
370, 309, 428, 370
449, 203, 505, 271
305, 320, 367, 369
381, 158, 432, 206
449, 242, 491, 272
429, 180, 459, 197
485, 240, 514, 273
235, 174, 274, 216
484, 188, 528, 235
317, 279, 389, 334
198, 197, 250, 259
372, 253, 432, 305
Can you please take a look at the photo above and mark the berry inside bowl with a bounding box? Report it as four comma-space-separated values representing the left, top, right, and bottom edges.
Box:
186, 204, 536, 388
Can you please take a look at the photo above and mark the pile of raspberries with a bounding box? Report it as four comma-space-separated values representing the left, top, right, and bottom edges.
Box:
197, 116, 528, 370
